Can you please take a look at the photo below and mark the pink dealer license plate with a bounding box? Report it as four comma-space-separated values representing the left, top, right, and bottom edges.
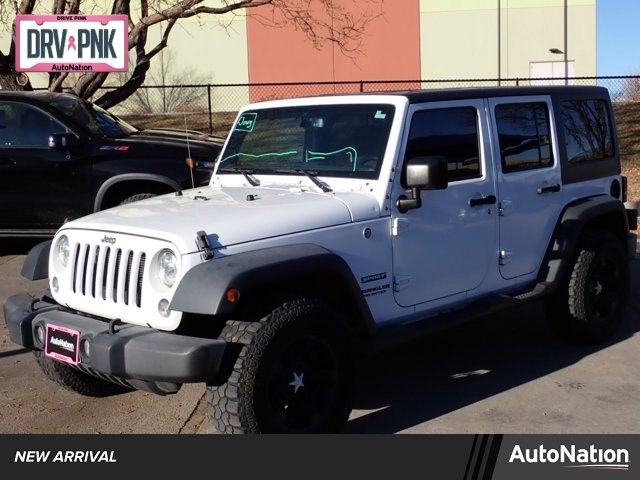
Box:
45, 324, 80, 366
15, 14, 128, 73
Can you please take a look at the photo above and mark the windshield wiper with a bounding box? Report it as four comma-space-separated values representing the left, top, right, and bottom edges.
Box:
218, 167, 260, 186
275, 169, 332, 193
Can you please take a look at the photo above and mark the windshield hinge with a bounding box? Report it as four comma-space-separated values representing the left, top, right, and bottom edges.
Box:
196, 231, 214, 261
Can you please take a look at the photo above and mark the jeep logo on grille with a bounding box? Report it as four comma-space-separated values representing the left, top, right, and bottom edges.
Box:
101, 235, 116, 244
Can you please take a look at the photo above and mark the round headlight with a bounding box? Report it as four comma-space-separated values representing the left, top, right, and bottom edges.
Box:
56, 235, 70, 268
158, 249, 178, 287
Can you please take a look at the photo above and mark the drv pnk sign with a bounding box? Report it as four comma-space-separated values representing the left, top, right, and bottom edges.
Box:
16, 15, 128, 72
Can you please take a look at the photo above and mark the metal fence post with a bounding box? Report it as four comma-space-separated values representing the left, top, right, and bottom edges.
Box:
360, 80, 364, 93
207, 85, 213, 134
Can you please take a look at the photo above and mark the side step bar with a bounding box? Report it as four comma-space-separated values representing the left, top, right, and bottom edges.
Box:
373, 282, 555, 350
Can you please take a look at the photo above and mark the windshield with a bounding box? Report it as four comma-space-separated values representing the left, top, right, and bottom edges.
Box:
49, 95, 138, 138
219, 104, 395, 179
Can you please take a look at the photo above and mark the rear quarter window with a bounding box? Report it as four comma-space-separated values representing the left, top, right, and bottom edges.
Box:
561, 99, 614, 163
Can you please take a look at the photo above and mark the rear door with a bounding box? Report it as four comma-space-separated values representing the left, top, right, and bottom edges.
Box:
488, 96, 563, 280
0, 101, 87, 230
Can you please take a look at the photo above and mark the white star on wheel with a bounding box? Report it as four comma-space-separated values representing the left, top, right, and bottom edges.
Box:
289, 372, 304, 393
594, 281, 603, 296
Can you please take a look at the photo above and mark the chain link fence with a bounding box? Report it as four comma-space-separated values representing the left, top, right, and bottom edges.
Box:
95, 76, 640, 198
99, 76, 639, 135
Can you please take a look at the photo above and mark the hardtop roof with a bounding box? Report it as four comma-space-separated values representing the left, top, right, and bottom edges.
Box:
370, 85, 609, 103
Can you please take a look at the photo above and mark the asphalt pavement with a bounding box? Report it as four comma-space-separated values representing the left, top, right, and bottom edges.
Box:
2, 239, 639, 434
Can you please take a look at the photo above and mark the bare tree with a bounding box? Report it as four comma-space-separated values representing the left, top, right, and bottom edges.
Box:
619, 75, 640, 102
120, 48, 209, 113
0, 0, 38, 91
0, 0, 381, 108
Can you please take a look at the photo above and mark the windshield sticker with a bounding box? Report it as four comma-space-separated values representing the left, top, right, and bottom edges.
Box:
235, 112, 258, 132
306, 147, 358, 171
374, 110, 387, 120
221, 150, 299, 164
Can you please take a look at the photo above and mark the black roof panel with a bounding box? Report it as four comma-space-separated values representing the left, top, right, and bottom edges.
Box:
367, 85, 608, 103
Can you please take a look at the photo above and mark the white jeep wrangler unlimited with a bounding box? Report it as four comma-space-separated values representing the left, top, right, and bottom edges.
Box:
4, 86, 638, 433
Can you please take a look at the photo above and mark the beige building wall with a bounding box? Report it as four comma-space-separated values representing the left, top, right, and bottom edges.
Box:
420, 0, 596, 83
146, 15, 250, 110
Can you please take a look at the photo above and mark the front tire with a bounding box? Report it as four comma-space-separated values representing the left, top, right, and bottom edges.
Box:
34, 352, 131, 397
207, 298, 354, 434
545, 231, 629, 343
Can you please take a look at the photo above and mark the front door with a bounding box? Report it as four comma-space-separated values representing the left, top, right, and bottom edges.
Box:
0, 101, 87, 230
392, 100, 498, 307
488, 96, 563, 280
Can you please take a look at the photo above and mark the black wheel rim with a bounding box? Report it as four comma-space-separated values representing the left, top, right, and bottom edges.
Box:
260, 334, 341, 433
587, 252, 623, 324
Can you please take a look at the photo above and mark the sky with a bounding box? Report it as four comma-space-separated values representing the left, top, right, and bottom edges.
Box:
597, 0, 640, 75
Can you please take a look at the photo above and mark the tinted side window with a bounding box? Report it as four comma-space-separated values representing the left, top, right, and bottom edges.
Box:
406, 107, 481, 182
0, 101, 66, 147
561, 99, 614, 163
495, 102, 553, 173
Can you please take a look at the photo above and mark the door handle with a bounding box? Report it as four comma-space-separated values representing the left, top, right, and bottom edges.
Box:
537, 184, 561, 194
468, 194, 497, 207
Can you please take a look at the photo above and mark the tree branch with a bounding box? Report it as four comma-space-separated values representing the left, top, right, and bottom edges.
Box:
96, 18, 177, 109
18, 0, 37, 14
180, 0, 273, 18
71, 0, 131, 97
68, 0, 81, 13
49, 71, 69, 91
0, 0, 36, 90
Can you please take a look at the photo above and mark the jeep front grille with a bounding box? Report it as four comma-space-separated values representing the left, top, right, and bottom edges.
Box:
71, 243, 146, 308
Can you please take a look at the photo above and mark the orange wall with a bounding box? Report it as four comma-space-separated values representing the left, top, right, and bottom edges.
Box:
247, 0, 421, 101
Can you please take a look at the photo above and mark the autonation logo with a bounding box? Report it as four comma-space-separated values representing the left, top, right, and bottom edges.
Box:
509, 444, 630, 471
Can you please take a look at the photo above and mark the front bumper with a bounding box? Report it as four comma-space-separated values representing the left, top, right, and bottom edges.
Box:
3, 293, 226, 387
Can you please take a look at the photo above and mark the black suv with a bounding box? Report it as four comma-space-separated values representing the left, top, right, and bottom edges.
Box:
0, 91, 223, 236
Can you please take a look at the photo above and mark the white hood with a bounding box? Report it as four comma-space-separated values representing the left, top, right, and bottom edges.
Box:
61, 185, 381, 253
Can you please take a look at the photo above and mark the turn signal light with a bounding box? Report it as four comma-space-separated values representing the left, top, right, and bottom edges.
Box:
226, 288, 240, 303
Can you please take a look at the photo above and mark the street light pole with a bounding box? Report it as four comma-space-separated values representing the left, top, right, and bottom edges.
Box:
564, 0, 568, 85
498, 0, 501, 86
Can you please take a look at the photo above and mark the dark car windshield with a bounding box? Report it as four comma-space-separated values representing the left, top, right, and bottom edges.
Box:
49, 95, 138, 138
219, 104, 395, 179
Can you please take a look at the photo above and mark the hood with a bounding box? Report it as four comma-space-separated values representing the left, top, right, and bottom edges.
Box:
116, 130, 222, 160
61, 185, 380, 253
134, 128, 225, 145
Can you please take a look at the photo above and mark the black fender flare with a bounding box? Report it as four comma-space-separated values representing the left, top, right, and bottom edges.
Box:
170, 244, 376, 336
21, 240, 52, 281
538, 195, 630, 285
93, 173, 181, 211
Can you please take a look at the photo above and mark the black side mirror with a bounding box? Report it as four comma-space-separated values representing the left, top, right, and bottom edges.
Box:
397, 156, 448, 213
48, 133, 79, 150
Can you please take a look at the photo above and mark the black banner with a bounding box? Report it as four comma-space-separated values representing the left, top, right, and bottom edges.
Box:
0, 435, 636, 479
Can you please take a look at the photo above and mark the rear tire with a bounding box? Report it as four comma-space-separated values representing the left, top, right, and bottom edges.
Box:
118, 193, 155, 205
34, 351, 131, 397
545, 230, 629, 344
207, 298, 354, 434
